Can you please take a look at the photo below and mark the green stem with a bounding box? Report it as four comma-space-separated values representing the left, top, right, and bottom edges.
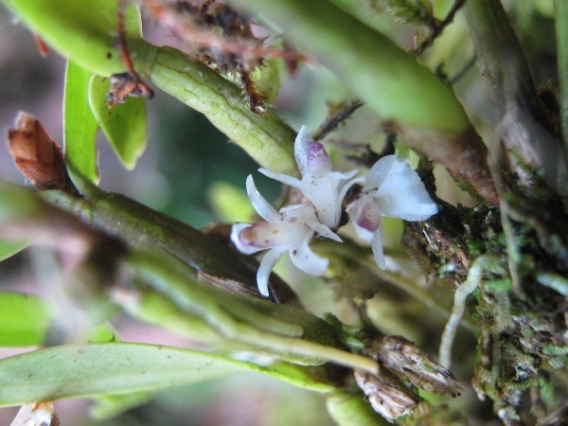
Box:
555, 0, 568, 154
464, 0, 566, 199
464, 0, 544, 122
42, 173, 299, 305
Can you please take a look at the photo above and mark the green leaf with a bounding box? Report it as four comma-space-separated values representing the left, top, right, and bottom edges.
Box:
229, 0, 469, 133
135, 46, 298, 176
64, 61, 99, 184
327, 390, 390, 426
0, 240, 30, 262
2, 0, 298, 176
89, 75, 148, 170
90, 392, 150, 420
1, 0, 142, 76
0, 292, 51, 347
0, 343, 333, 406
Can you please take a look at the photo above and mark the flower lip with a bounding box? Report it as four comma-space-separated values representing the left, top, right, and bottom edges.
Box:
347, 155, 438, 270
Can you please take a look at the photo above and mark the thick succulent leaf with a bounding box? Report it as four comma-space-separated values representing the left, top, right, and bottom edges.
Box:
64, 61, 99, 184
2, 0, 298, 176
0, 292, 51, 347
89, 75, 147, 170
1, 0, 142, 76
228, 0, 469, 133
135, 46, 298, 176
0, 343, 334, 406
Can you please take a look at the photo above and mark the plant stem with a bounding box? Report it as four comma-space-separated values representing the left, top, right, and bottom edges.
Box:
463, 0, 543, 121
555, 0, 568, 155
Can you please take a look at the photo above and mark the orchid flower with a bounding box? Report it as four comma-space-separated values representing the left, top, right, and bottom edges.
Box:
258, 126, 361, 230
347, 155, 438, 269
231, 175, 341, 297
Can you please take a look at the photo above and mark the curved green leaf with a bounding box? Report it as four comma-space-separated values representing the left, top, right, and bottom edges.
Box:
64, 61, 99, 184
0, 343, 333, 406
228, 0, 469, 133
1, 0, 298, 175
327, 390, 390, 426
136, 46, 297, 175
0, 240, 30, 262
1, 0, 142, 76
89, 75, 147, 170
0, 292, 51, 347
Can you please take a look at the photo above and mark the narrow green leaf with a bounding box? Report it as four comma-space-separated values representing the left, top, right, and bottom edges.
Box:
0, 240, 30, 262
64, 61, 99, 184
1, 0, 142, 76
0, 343, 333, 406
0, 292, 51, 347
89, 75, 147, 170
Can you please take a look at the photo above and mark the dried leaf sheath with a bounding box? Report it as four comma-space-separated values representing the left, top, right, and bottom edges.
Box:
8, 112, 76, 194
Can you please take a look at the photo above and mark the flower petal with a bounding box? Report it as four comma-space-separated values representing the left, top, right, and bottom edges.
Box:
306, 142, 332, 174
371, 225, 386, 270
307, 220, 343, 242
258, 168, 301, 189
373, 159, 438, 221
257, 246, 288, 297
346, 195, 381, 240
363, 155, 397, 191
246, 175, 280, 222
300, 173, 341, 228
294, 125, 313, 175
289, 231, 329, 276
230, 223, 265, 255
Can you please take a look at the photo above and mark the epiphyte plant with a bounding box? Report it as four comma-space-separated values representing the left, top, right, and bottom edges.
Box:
231, 126, 438, 296
0, 0, 568, 425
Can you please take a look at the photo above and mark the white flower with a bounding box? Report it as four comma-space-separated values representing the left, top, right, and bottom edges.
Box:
347, 155, 438, 269
231, 175, 341, 297
258, 126, 361, 229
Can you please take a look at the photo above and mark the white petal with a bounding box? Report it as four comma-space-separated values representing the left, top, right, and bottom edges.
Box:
294, 125, 313, 175
352, 221, 375, 242
371, 225, 386, 269
289, 232, 329, 276
305, 142, 332, 174
373, 159, 438, 221
346, 195, 381, 239
299, 174, 338, 228
280, 202, 316, 219
257, 246, 288, 297
364, 155, 398, 191
230, 223, 265, 255
307, 220, 343, 242
258, 168, 301, 189
246, 175, 280, 222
